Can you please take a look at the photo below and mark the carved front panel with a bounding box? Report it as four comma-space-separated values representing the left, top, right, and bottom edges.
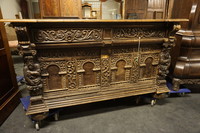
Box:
38, 48, 101, 91
37, 45, 161, 91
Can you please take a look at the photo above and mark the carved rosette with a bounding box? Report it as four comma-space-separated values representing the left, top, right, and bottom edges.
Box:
34, 28, 103, 43
101, 58, 110, 87
15, 26, 43, 96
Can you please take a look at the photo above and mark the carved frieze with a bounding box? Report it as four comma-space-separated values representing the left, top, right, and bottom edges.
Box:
34, 28, 103, 43
113, 28, 166, 39
37, 48, 100, 59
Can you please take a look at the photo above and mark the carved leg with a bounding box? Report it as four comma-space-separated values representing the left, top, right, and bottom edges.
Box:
172, 78, 181, 91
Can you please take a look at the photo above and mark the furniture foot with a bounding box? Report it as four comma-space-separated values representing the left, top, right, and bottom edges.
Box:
34, 121, 41, 131
54, 112, 59, 121
151, 99, 156, 107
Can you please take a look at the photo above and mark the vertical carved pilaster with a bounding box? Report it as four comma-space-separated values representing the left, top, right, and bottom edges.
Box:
157, 25, 181, 88
66, 59, 77, 89
131, 56, 139, 83
101, 57, 110, 87
15, 26, 43, 97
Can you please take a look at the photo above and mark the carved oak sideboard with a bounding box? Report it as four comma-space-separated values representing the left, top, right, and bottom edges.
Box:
1, 19, 186, 123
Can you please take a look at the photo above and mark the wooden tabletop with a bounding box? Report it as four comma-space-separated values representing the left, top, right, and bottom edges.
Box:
0, 19, 189, 23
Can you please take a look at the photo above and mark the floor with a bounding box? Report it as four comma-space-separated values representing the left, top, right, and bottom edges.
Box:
1, 55, 200, 133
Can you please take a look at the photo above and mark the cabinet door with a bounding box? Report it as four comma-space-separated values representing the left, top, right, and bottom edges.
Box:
60, 0, 82, 18
125, 0, 148, 19
147, 0, 166, 19
0, 9, 20, 125
40, 0, 61, 18
39, 0, 82, 18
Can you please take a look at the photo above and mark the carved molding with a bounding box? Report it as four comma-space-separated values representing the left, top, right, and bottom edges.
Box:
34, 28, 103, 43
113, 28, 165, 39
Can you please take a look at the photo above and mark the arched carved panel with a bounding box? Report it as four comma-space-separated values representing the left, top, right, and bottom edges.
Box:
144, 57, 153, 78
83, 62, 96, 85
115, 60, 126, 81
47, 65, 62, 90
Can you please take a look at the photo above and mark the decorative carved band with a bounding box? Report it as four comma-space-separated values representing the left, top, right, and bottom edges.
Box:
113, 28, 165, 39
67, 60, 77, 89
34, 28, 103, 43
101, 58, 110, 87
131, 56, 139, 83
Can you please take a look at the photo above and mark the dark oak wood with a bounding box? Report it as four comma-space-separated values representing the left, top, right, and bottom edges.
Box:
0, 9, 20, 126
0, 19, 187, 125
171, 0, 200, 90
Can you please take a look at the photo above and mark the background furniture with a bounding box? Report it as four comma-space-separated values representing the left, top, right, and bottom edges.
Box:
125, 0, 167, 19
0, 9, 20, 125
170, 0, 200, 90
39, 0, 82, 18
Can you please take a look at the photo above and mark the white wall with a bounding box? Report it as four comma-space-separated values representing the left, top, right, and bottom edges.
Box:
0, 0, 21, 19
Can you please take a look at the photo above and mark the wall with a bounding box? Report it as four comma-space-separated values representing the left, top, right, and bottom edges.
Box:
0, 0, 21, 19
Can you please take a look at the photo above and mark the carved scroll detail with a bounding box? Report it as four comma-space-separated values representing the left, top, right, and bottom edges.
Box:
113, 28, 165, 39
34, 29, 102, 43
101, 58, 110, 87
